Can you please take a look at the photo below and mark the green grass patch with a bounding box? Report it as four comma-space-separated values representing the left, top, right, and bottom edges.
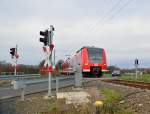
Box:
104, 73, 112, 78
120, 74, 150, 83
100, 88, 135, 114
101, 88, 122, 103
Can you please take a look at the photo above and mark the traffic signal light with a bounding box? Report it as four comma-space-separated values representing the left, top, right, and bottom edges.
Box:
39, 30, 48, 46
135, 59, 139, 65
10, 48, 15, 56
40, 37, 47, 46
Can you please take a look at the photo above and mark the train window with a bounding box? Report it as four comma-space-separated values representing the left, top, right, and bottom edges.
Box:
87, 48, 103, 63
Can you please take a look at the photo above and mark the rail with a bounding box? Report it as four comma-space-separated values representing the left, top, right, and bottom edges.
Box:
102, 79, 150, 90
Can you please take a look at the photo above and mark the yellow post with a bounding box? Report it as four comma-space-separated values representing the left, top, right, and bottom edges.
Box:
94, 101, 103, 114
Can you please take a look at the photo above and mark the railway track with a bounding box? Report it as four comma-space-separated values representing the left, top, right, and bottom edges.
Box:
102, 79, 150, 90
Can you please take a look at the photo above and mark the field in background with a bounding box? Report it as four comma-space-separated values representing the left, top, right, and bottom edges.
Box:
119, 74, 150, 83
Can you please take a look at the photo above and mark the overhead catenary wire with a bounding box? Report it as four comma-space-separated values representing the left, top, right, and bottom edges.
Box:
93, 0, 136, 31
66, 0, 135, 58
61, 0, 116, 58
58, 0, 135, 62
65, 0, 124, 57
85, 0, 136, 46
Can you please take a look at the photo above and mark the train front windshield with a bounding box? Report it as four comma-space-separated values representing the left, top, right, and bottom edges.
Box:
87, 48, 103, 63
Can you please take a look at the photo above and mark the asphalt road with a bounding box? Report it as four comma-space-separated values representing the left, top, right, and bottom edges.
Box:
0, 78, 74, 100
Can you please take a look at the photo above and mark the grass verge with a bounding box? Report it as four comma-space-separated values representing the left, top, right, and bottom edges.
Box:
120, 74, 150, 83
0, 80, 11, 87
100, 87, 135, 114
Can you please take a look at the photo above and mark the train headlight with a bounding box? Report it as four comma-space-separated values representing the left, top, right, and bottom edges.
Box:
84, 63, 88, 65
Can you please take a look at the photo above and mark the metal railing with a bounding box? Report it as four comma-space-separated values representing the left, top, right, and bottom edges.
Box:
1, 66, 100, 101
12, 76, 75, 100
0, 74, 40, 80
0, 72, 24, 75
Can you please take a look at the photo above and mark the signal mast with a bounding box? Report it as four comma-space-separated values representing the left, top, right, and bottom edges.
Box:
39, 25, 55, 97
10, 45, 19, 75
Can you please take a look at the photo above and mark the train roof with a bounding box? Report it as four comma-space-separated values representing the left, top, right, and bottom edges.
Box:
76, 46, 103, 53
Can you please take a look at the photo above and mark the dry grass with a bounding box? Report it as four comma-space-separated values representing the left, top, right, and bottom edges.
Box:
9, 84, 137, 114
0, 80, 10, 87
14, 91, 93, 114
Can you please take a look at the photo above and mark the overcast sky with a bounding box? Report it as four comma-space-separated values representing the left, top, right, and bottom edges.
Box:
0, 0, 150, 68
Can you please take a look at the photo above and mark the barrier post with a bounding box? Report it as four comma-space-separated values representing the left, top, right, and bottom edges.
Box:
56, 78, 59, 93
21, 87, 25, 101
75, 65, 82, 87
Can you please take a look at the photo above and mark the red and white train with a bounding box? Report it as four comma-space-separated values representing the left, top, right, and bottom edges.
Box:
61, 46, 108, 77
